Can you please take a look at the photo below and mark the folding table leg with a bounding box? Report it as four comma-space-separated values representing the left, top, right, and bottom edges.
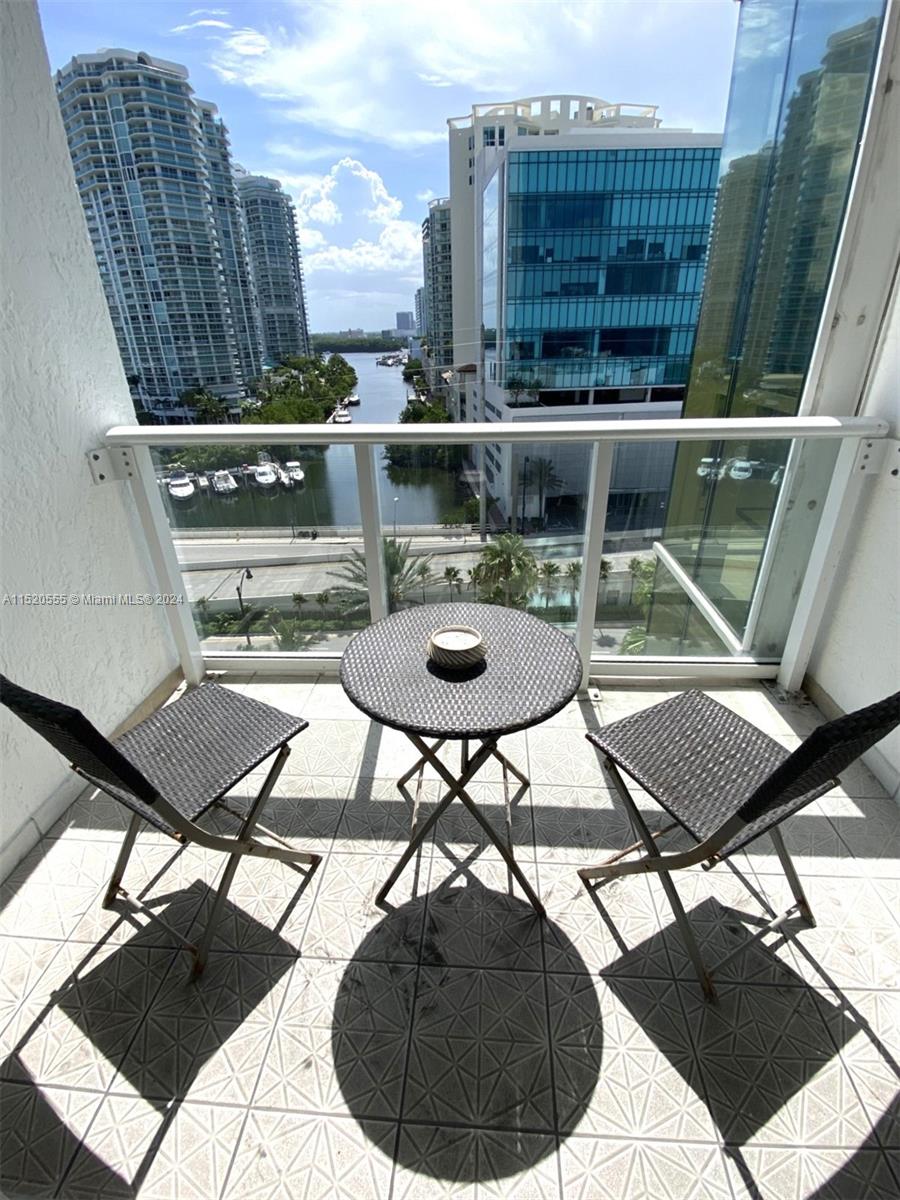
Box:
376, 736, 495, 907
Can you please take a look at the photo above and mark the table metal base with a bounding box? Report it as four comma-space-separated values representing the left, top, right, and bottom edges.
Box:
377, 733, 544, 916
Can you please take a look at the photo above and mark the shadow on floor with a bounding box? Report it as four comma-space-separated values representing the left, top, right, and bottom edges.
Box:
0, 880, 297, 1198
600, 894, 899, 1199
331, 881, 601, 1184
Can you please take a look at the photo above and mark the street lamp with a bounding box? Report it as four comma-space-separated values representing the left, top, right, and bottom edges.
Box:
236, 567, 253, 615
393, 496, 399, 539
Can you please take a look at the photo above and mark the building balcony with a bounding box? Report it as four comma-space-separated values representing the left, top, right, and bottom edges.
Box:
2, 676, 899, 1198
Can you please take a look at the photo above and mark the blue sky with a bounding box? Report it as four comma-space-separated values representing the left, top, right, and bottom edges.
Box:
38, 0, 740, 332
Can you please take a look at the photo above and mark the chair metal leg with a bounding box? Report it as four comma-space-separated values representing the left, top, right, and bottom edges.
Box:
600, 761, 716, 1001
769, 826, 816, 926
191, 743, 292, 976
103, 812, 142, 908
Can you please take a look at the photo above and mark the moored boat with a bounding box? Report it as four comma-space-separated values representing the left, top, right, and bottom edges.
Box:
167, 468, 195, 501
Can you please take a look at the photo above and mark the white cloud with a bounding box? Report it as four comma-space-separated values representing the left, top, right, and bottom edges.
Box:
171, 18, 232, 34
265, 141, 357, 164
415, 188, 435, 203
201, 1, 735, 152
189, 7, 229, 14
304, 219, 421, 275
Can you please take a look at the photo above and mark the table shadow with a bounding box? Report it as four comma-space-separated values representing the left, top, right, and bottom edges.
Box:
332, 883, 602, 1183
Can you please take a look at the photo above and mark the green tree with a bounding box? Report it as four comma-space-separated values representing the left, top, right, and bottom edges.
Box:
292, 593, 307, 618
315, 590, 330, 614
466, 564, 483, 593
620, 626, 649, 656
538, 560, 561, 608
267, 610, 316, 652
629, 556, 656, 614
528, 457, 564, 528
504, 375, 531, 406
329, 537, 438, 609
417, 559, 432, 604
476, 534, 538, 609
443, 565, 463, 598
183, 388, 228, 423
540, 556, 561, 604
564, 560, 582, 607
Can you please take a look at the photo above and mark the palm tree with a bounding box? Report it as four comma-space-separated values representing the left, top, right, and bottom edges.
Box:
292, 592, 307, 619
183, 388, 227, 423
466, 564, 483, 593
538, 560, 561, 608
564, 560, 582, 608
476, 534, 538, 609
528, 457, 564, 527
620, 625, 649, 656
330, 537, 437, 609
416, 560, 431, 604
315, 590, 330, 616
443, 565, 463, 598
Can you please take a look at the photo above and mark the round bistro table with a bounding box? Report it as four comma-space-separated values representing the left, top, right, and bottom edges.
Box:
340, 602, 582, 915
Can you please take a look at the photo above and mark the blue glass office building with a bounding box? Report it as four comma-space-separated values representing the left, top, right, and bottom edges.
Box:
483, 144, 721, 405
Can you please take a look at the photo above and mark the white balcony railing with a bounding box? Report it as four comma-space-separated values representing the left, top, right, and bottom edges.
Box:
105, 415, 889, 690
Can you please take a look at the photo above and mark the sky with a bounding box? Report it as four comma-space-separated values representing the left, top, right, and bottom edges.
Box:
38, 0, 740, 332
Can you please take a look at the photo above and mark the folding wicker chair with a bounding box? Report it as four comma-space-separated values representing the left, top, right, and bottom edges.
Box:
0, 675, 322, 976
579, 689, 900, 1000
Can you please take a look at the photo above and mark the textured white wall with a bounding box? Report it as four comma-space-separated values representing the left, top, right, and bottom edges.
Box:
807, 284, 900, 798
0, 1, 179, 878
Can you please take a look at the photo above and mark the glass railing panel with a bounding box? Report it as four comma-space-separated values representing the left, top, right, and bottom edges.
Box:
374, 437, 592, 636
592, 435, 838, 658
152, 442, 370, 653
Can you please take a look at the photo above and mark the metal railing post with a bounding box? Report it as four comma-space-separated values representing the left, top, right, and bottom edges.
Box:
130, 445, 204, 684
575, 442, 614, 689
354, 443, 389, 622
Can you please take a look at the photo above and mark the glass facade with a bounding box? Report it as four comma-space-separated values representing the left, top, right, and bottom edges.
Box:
498, 146, 720, 392
653, 0, 886, 652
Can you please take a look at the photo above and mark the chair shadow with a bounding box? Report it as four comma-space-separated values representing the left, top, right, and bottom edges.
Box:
331, 884, 602, 1183
1, 879, 297, 1198
598, 894, 900, 1198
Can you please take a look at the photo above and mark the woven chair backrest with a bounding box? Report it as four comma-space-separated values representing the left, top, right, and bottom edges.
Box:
738, 691, 900, 825
0, 674, 159, 808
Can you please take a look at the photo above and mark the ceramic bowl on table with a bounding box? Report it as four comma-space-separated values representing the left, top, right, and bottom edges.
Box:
426, 625, 486, 671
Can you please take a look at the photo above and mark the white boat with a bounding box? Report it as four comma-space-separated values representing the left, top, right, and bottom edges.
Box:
277, 466, 292, 488
211, 469, 238, 495
167, 468, 195, 501
285, 460, 305, 485
333, 407, 352, 424
254, 462, 278, 487
345, 393, 360, 406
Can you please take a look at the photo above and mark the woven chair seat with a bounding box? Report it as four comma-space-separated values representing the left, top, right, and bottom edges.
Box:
109, 683, 307, 835
587, 690, 834, 858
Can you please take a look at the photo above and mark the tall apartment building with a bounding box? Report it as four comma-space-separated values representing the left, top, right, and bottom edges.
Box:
55, 49, 261, 418
420, 198, 453, 393
236, 172, 310, 364
415, 286, 426, 336
395, 311, 414, 331
447, 95, 720, 529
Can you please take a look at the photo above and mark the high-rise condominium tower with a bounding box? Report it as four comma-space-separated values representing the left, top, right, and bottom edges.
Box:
421, 198, 453, 390
55, 49, 261, 417
236, 172, 310, 364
